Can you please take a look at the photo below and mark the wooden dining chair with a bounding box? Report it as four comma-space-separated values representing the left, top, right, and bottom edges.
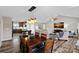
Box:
35, 32, 39, 39
44, 39, 54, 53
41, 33, 47, 41
20, 36, 28, 53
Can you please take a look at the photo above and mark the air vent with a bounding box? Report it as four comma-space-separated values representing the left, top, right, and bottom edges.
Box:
28, 6, 36, 12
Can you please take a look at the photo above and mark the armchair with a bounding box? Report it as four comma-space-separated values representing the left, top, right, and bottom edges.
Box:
58, 32, 69, 41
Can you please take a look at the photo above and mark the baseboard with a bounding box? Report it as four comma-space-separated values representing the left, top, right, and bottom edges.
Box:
2, 39, 12, 42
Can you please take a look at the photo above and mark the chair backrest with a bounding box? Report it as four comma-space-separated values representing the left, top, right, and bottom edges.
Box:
63, 32, 69, 39
35, 32, 39, 39
59, 32, 64, 37
20, 37, 26, 45
41, 33, 47, 41
44, 39, 54, 53
57, 32, 69, 40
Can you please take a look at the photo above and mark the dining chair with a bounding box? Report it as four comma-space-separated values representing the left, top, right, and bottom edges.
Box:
44, 39, 54, 53
41, 33, 47, 41
75, 40, 79, 50
35, 32, 39, 39
58, 32, 69, 41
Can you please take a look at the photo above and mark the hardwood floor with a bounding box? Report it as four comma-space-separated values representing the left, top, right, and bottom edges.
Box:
0, 40, 16, 53
0, 33, 79, 53
0, 34, 20, 53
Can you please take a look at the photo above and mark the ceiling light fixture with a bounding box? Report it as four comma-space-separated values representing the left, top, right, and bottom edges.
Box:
28, 6, 36, 12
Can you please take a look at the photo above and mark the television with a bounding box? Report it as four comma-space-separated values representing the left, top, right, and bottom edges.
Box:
54, 22, 64, 28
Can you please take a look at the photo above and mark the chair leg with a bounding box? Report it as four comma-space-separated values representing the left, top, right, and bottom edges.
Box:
51, 49, 52, 53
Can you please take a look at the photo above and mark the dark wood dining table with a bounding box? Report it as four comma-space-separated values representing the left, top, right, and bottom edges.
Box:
20, 36, 47, 53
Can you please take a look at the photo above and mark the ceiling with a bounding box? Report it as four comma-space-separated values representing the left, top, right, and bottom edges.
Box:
0, 6, 79, 21
0, 6, 31, 19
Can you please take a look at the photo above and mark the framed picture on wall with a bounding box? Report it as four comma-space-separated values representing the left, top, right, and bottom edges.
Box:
54, 22, 64, 28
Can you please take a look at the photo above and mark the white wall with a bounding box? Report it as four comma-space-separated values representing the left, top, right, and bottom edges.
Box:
56, 16, 79, 33
0, 19, 2, 47
1, 16, 12, 41
77, 23, 79, 34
